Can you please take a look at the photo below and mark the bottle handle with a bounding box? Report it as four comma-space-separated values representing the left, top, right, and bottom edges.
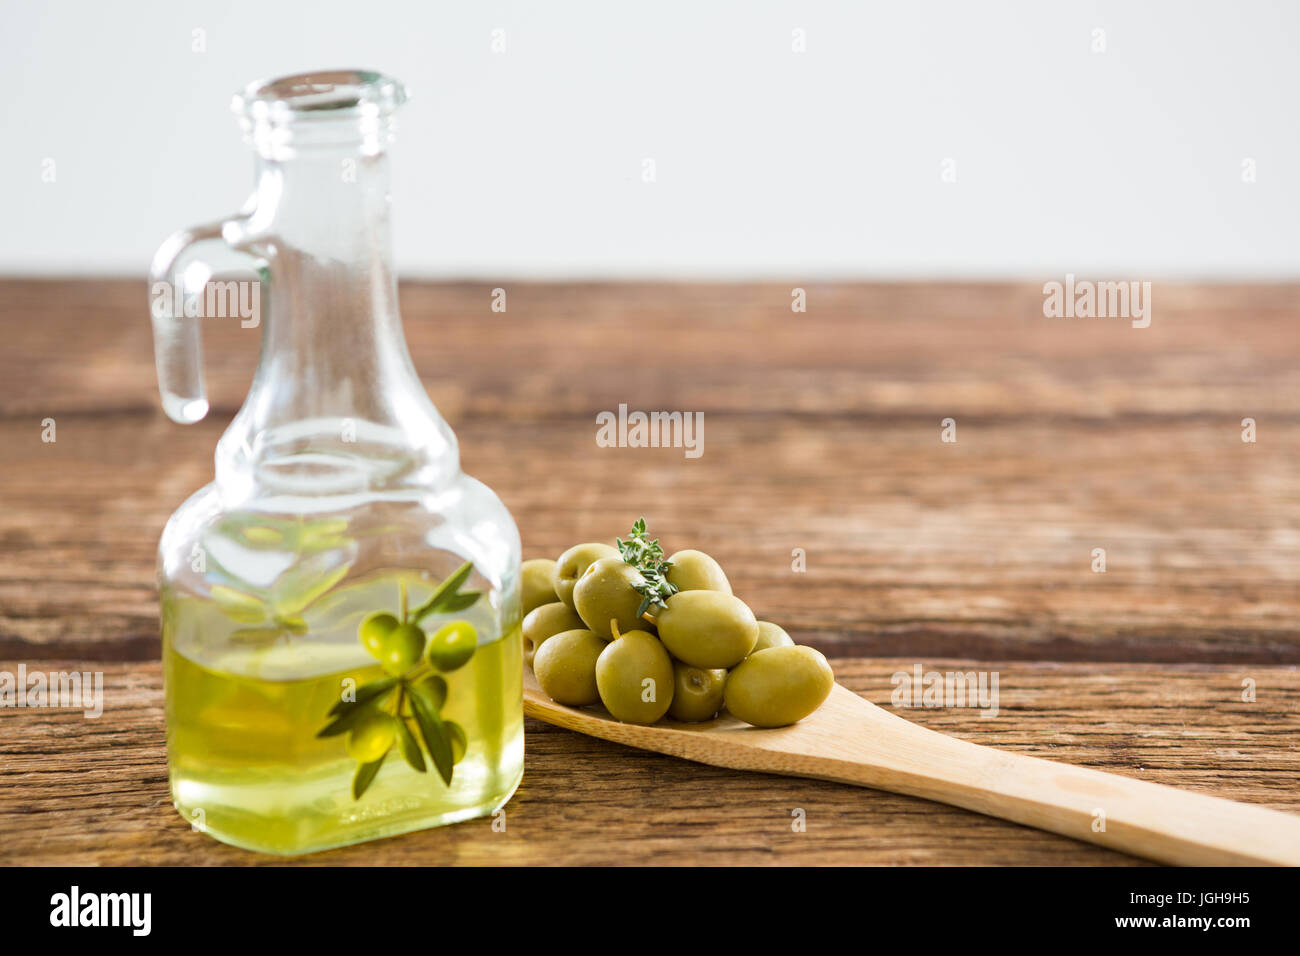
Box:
148, 215, 262, 424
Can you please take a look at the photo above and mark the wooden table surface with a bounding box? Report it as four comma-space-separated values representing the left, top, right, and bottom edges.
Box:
1, 278, 1297, 865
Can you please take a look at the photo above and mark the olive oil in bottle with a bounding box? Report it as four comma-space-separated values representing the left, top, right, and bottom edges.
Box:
149, 70, 525, 855
163, 571, 523, 855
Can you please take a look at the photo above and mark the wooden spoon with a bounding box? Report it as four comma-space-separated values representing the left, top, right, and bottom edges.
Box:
524, 669, 1300, 865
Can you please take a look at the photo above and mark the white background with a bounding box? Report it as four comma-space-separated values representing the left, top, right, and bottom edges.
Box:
1, 0, 1296, 279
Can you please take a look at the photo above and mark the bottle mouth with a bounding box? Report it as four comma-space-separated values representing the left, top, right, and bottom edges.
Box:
232, 70, 409, 156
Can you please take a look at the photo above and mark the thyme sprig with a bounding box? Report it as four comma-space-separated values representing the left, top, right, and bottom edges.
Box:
617, 517, 678, 617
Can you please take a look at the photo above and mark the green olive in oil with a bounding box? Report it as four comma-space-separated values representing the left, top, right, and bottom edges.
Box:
162, 570, 523, 856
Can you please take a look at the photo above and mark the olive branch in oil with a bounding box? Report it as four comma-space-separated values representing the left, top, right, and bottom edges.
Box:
617, 517, 678, 618
316, 561, 481, 799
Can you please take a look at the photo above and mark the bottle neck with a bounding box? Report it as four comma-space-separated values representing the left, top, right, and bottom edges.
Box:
216, 146, 457, 499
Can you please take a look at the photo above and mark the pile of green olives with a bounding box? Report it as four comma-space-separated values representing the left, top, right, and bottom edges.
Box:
521, 535, 834, 728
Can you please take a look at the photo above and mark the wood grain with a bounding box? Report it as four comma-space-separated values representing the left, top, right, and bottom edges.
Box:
2, 658, 1296, 866
1, 280, 1297, 664
1, 279, 1297, 866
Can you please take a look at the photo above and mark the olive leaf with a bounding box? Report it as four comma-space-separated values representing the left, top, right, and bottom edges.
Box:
327, 676, 400, 717
296, 517, 350, 551
229, 625, 291, 645
317, 701, 381, 738
352, 754, 386, 799
410, 561, 478, 624
408, 687, 455, 786
395, 716, 427, 773
215, 515, 288, 548
210, 585, 270, 624
241, 525, 285, 547
273, 556, 352, 619
433, 590, 481, 613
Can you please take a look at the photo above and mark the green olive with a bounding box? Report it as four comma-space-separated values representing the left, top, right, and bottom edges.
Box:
413, 674, 448, 711
533, 629, 606, 705
522, 601, 586, 668
427, 620, 477, 672
723, 645, 834, 727
523, 600, 586, 660
595, 630, 674, 724
667, 662, 727, 722
656, 590, 758, 669
573, 555, 649, 640
379, 622, 426, 676
346, 710, 397, 762
446, 720, 468, 764
553, 542, 619, 610
358, 612, 399, 658
752, 620, 795, 654
665, 549, 732, 595
521, 558, 559, 615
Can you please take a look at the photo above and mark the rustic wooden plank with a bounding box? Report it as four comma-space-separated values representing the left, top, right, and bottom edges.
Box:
1, 280, 1298, 663
1, 658, 1295, 866
4, 279, 1296, 866
2, 280, 1299, 422
1, 411, 1296, 662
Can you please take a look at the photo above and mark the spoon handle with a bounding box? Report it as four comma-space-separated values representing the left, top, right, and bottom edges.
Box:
525, 680, 1300, 864
798, 690, 1300, 866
